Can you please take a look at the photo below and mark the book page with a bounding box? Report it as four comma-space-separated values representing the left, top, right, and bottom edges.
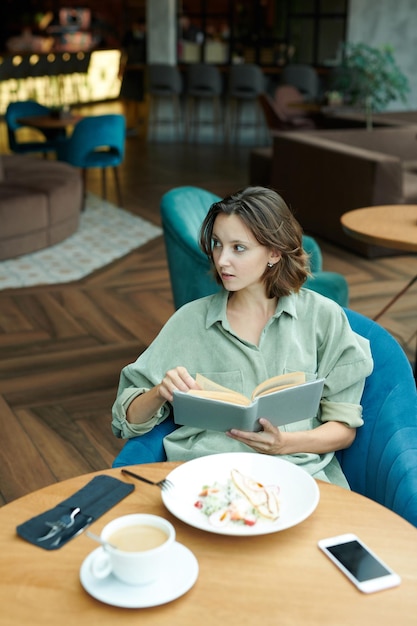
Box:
252, 371, 306, 399
187, 372, 307, 406
186, 389, 251, 406
187, 374, 250, 405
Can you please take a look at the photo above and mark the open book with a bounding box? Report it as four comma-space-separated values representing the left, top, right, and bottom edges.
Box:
173, 372, 325, 432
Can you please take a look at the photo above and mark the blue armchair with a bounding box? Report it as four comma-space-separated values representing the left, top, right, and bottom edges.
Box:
159, 186, 349, 309
113, 309, 417, 527
56, 114, 126, 206
5, 100, 63, 157
338, 309, 417, 523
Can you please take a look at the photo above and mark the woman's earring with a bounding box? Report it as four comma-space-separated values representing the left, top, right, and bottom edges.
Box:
267, 262, 274, 268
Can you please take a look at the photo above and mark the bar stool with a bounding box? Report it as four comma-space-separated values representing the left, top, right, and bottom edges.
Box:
227, 63, 266, 143
280, 64, 320, 102
147, 64, 183, 141
185, 63, 223, 142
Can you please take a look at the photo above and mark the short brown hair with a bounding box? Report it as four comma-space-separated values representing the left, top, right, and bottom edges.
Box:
199, 186, 310, 298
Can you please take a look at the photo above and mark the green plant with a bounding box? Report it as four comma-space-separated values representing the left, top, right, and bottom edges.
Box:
334, 42, 409, 129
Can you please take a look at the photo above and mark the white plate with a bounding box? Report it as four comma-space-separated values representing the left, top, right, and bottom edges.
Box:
80, 542, 198, 608
161, 452, 320, 536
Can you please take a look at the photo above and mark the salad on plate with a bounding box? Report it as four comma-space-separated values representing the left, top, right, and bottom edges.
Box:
194, 468, 280, 528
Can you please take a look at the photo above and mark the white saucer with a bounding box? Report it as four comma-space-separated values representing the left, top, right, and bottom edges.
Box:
80, 543, 198, 608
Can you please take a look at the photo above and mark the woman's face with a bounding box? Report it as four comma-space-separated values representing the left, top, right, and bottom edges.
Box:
211, 213, 279, 293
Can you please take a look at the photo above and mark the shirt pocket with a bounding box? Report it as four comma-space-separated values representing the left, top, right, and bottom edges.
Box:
283, 367, 318, 382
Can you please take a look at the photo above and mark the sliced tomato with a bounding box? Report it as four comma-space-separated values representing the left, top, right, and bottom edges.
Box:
199, 487, 220, 497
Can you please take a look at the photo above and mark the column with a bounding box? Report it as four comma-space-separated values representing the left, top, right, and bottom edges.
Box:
146, 0, 177, 65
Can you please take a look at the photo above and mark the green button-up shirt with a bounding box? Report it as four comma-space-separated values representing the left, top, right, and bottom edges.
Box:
112, 289, 373, 487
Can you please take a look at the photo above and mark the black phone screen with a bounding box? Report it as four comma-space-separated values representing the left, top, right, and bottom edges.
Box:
327, 540, 391, 582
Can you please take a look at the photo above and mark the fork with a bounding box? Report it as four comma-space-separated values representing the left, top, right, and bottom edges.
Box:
121, 469, 174, 491
37, 507, 81, 542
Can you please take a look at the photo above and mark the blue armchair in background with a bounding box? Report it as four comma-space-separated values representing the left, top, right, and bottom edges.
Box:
159, 186, 349, 309
113, 308, 417, 527
56, 114, 126, 207
5, 100, 63, 157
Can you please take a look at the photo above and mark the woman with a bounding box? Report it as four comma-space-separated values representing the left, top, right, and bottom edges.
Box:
112, 187, 373, 487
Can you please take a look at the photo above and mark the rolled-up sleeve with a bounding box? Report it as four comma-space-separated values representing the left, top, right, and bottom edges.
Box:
111, 297, 217, 439
319, 400, 364, 428
111, 385, 170, 438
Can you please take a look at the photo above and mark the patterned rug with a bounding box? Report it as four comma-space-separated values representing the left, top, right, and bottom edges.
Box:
0, 194, 162, 290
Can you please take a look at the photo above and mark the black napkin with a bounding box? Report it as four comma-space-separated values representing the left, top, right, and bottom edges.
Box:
16, 475, 134, 550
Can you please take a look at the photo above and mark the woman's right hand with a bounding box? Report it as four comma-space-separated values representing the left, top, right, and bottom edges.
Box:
126, 366, 199, 425
158, 366, 200, 402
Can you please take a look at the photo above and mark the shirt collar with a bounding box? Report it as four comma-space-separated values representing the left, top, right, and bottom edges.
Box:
274, 292, 299, 319
205, 289, 299, 330
205, 290, 229, 329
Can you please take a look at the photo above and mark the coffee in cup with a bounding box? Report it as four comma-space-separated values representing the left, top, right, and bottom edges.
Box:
108, 523, 168, 552
90, 514, 175, 586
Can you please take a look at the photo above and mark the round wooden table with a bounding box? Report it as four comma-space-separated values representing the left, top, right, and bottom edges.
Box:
341, 204, 417, 375
341, 204, 417, 253
16, 113, 83, 139
1, 464, 416, 626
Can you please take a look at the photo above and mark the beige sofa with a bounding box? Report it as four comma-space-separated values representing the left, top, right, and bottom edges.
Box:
0, 154, 83, 261
251, 126, 417, 257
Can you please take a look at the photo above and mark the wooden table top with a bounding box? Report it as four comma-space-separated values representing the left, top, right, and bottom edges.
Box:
17, 114, 83, 130
1, 464, 416, 626
341, 204, 417, 253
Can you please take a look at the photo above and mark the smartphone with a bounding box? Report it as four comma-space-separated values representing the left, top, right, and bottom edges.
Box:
318, 533, 401, 593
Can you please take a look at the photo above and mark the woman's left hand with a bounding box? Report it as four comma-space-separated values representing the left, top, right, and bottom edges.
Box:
226, 418, 287, 455
227, 418, 356, 456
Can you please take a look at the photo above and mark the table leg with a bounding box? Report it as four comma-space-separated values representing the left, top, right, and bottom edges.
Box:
373, 274, 417, 322
372, 274, 417, 381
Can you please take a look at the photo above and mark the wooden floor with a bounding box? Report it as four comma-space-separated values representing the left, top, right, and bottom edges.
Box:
0, 102, 415, 505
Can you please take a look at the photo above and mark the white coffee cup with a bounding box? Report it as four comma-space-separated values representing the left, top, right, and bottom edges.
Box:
90, 514, 175, 586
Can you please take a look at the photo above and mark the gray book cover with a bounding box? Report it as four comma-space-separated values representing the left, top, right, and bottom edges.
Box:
173, 378, 325, 432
